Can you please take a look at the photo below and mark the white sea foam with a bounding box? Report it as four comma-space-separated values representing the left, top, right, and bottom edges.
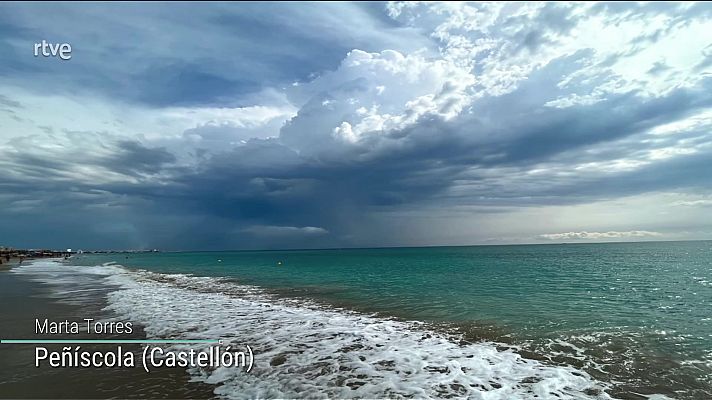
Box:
14, 260, 611, 399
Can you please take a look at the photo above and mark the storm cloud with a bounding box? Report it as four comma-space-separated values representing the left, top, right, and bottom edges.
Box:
1, 2, 711, 250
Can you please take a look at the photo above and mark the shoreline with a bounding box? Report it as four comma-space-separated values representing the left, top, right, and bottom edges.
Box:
5, 250, 711, 399
31, 259, 614, 398
11, 259, 611, 399
0, 258, 19, 271
0, 259, 217, 399
0, 256, 64, 271
78, 247, 710, 399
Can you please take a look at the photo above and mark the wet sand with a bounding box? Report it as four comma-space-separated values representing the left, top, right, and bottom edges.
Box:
0, 264, 216, 399
0, 258, 16, 271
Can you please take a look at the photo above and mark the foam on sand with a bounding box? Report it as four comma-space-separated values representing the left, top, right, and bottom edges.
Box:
14, 260, 611, 399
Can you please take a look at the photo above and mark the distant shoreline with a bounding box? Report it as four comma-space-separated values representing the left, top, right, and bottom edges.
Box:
55, 237, 712, 255
0, 258, 19, 271
0, 256, 65, 271
0, 258, 216, 398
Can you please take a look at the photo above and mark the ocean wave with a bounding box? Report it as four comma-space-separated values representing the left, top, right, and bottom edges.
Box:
14, 260, 611, 399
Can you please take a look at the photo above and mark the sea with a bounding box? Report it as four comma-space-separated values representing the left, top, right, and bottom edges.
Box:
3, 241, 711, 399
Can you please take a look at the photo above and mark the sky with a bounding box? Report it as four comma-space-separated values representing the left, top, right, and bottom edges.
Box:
1, 2, 711, 250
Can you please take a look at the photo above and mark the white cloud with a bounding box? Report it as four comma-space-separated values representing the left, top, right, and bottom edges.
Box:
4, 87, 296, 139
0, 86, 298, 176
389, 2, 712, 101
537, 230, 662, 241
273, 1, 712, 172
673, 199, 712, 207
282, 48, 474, 153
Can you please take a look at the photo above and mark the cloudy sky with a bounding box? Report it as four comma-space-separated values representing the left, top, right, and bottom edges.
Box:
1, 2, 711, 250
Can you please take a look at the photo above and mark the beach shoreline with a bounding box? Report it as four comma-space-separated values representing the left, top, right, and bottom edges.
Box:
0, 255, 65, 271
0, 259, 217, 399
0, 258, 19, 271
3, 243, 712, 399
71, 243, 712, 399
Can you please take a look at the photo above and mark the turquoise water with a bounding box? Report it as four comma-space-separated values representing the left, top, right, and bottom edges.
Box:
72, 241, 712, 398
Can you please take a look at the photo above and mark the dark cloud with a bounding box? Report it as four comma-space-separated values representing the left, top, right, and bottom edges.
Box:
647, 61, 671, 76
0, 94, 23, 109
1, 2, 711, 250
694, 46, 712, 73
504, 4, 583, 54
3, 72, 712, 249
108, 141, 176, 175
0, 2, 431, 107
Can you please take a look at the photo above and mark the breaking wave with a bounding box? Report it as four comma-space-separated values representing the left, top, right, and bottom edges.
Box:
14, 260, 611, 399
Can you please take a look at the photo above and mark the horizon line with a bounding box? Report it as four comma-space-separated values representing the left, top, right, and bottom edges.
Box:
12, 238, 710, 254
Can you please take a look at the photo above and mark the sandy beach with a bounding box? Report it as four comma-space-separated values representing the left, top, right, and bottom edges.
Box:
0, 258, 18, 271
0, 260, 216, 399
